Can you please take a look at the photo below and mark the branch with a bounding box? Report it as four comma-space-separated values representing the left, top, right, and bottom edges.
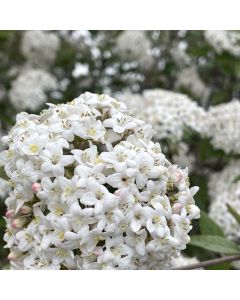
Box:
170, 254, 240, 270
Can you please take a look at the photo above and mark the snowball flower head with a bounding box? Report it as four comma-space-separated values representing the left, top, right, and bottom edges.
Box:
9, 68, 58, 111
203, 99, 240, 154
21, 31, 60, 68
116, 31, 154, 70
1, 92, 200, 269
209, 160, 240, 241
118, 89, 206, 143
204, 30, 240, 57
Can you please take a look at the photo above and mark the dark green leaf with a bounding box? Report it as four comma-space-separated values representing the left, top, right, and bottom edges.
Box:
190, 235, 240, 254
0, 217, 6, 229
200, 211, 224, 237
233, 175, 240, 184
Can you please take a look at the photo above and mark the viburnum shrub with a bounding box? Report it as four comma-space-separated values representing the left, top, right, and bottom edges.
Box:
1, 92, 200, 269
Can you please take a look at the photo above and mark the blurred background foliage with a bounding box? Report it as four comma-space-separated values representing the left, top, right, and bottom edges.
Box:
1, 30, 240, 269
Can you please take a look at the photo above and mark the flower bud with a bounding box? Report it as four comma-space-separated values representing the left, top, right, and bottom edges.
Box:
172, 203, 183, 214
114, 188, 128, 199
187, 204, 201, 219
5, 209, 15, 219
19, 205, 32, 215
175, 170, 183, 182
7, 252, 18, 261
31, 182, 42, 193
93, 247, 103, 256
114, 189, 122, 196
11, 218, 26, 229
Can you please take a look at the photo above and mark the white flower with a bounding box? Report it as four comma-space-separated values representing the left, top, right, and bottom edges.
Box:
125, 229, 147, 256
37, 177, 61, 202
100, 144, 135, 172
125, 152, 166, 189
19, 134, 47, 156
75, 164, 106, 184
127, 203, 153, 232
102, 236, 132, 265
1, 92, 199, 269
58, 176, 79, 204
68, 202, 95, 233
146, 211, 170, 238
71, 142, 98, 166
40, 144, 74, 177
80, 178, 118, 214
15, 226, 38, 252
103, 112, 137, 134
50, 248, 75, 269
73, 119, 106, 142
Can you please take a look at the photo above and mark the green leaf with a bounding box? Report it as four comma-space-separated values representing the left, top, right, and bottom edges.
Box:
190, 235, 240, 254
206, 262, 230, 270
200, 211, 224, 237
227, 204, 240, 224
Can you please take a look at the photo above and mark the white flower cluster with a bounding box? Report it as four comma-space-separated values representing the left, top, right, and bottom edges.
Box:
209, 161, 240, 240
21, 31, 60, 68
118, 89, 206, 143
116, 31, 154, 70
204, 30, 240, 57
203, 100, 240, 154
9, 68, 58, 111
1, 92, 200, 270
175, 66, 210, 103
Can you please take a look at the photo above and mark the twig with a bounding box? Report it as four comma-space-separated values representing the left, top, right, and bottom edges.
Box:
170, 254, 240, 270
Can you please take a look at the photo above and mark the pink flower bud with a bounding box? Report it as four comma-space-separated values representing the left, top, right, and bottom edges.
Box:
172, 203, 183, 214
11, 218, 26, 229
19, 205, 32, 215
93, 247, 103, 256
175, 171, 183, 182
5, 210, 15, 219
114, 189, 122, 196
114, 188, 128, 198
7, 252, 17, 261
31, 182, 42, 193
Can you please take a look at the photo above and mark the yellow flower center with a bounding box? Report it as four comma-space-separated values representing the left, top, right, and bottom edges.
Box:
58, 232, 65, 241
29, 144, 39, 153
55, 207, 64, 216
87, 128, 97, 136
